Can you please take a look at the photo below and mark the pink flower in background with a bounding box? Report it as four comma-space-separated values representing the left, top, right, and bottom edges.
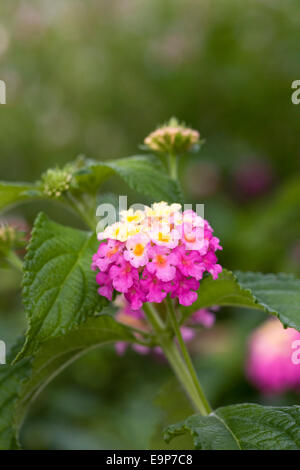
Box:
233, 158, 274, 200
92, 202, 222, 310
190, 307, 218, 328
246, 318, 300, 394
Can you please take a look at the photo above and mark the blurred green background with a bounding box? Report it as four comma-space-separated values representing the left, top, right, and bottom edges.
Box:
0, 0, 300, 449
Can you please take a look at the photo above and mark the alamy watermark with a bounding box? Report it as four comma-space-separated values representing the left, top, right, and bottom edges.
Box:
0, 340, 6, 365
291, 80, 300, 105
95, 196, 205, 235
0, 80, 6, 104
291, 340, 300, 365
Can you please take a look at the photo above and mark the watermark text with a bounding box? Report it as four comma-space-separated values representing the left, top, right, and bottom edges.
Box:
0, 340, 6, 365
0, 80, 6, 104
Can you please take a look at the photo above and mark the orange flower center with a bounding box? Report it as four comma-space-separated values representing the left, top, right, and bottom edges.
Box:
156, 254, 166, 266
184, 232, 196, 243
106, 246, 119, 258
133, 243, 144, 256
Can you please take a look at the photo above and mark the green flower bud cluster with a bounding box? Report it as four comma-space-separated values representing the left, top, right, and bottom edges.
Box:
41, 167, 73, 198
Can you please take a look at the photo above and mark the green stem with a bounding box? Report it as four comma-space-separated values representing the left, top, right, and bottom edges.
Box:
64, 193, 96, 231
143, 302, 208, 414
165, 296, 212, 415
168, 153, 178, 181
127, 325, 152, 338
143, 302, 165, 331
6, 251, 23, 272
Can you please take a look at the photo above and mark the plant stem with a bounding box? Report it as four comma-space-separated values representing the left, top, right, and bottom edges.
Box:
165, 296, 212, 415
143, 302, 209, 414
143, 302, 165, 331
168, 153, 178, 181
6, 251, 23, 272
64, 193, 96, 231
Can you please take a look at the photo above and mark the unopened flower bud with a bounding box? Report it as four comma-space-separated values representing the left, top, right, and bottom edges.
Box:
0, 218, 28, 256
144, 117, 200, 155
0, 224, 16, 247
0, 224, 25, 255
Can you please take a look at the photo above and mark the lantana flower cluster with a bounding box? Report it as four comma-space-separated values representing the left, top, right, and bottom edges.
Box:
92, 202, 222, 310
246, 318, 300, 394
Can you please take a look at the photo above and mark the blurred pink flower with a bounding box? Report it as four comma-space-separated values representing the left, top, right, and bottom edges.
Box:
246, 318, 300, 394
190, 308, 217, 329
233, 158, 274, 200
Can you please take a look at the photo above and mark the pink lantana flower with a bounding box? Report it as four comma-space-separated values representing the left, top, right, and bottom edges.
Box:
140, 269, 169, 303
109, 260, 139, 293
147, 245, 177, 282
124, 283, 146, 310
124, 233, 149, 268
96, 271, 113, 300
91, 239, 121, 272
170, 272, 199, 306
149, 226, 180, 249
172, 245, 205, 280
209, 236, 222, 251
202, 251, 222, 280
92, 202, 222, 310
177, 222, 208, 253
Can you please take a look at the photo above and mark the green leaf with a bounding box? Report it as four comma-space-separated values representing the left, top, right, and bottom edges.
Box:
164, 404, 300, 450
0, 359, 31, 450
75, 155, 183, 203
0, 182, 44, 212
182, 269, 300, 331
18, 212, 103, 359
182, 269, 260, 316
235, 271, 300, 330
0, 155, 182, 216
0, 315, 135, 449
